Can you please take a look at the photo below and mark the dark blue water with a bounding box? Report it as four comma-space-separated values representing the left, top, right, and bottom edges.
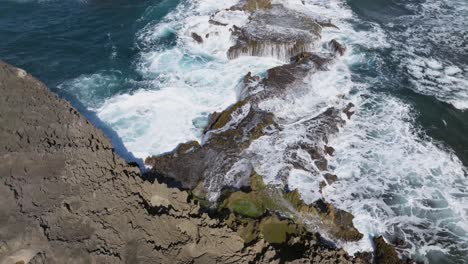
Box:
1, 0, 467, 263
344, 1, 468, 263
348, 0, 468, 167
0, 0, 182, 106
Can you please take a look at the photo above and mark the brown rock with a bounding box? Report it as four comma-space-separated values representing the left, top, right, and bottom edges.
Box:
374, 236, 403, 264
329, 39, 346, 56
324, 146, 335, 156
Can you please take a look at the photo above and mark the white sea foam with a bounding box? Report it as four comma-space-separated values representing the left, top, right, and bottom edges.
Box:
406, 56, 468, 110
246, 60, 356, 202
324, 94, 468, 259
258, 59, 353, 120
57, 71, 123, 108
245, 0, 468, 261
392, 0, 468, 110
96, 0, 281, 158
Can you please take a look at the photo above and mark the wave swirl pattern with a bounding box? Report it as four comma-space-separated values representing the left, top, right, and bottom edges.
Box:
392, 0, 468, 109
96, 0, 282, 157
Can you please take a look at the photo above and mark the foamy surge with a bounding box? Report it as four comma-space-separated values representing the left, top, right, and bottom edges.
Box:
95, 0, 282, 157
291, 0, 468, 261
245, 0, 468, 262
392, 0, 468, 110
325, 94, 468, 259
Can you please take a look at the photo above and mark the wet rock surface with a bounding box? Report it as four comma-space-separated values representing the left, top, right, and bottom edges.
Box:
228, 4, 322, 61
147, 43, 361, 246
145, 2, 409, 261
145, 52, 336, 196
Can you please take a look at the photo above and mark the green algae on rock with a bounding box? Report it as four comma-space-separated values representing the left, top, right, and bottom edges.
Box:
259, 215, 299, 244
243, 0, 272, 12
220, 173, 277, 218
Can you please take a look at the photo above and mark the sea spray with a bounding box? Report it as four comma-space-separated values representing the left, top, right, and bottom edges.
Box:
97, 0, 282, 157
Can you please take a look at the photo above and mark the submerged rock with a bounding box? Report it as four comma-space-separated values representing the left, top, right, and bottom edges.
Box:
228, 5, 322, 61
209, 19, 228, 26
328, 39, 347, 56
191, 32, 203, 43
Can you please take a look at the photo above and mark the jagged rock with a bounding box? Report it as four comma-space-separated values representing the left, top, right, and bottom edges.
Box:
324, 173, 338, 185
145, 53, 335, 192
313, 200, 363, 241
373, 236, 413, 264
228, 5, 322, 61
146, 100, 276, 192
324, 146, 335, 156
145, 52, 357, 244
283, 190, 363, 242
343, 102, 355, 119
328, 39, 346, 56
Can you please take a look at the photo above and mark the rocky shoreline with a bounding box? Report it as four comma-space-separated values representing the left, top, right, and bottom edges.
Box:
1, 0, 412, 263
0, 60, 405, 263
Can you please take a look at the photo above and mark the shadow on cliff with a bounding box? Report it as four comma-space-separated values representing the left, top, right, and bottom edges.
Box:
52, 88, 147, 171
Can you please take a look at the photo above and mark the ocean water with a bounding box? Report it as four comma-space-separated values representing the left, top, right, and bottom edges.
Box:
1, 0, 467, 263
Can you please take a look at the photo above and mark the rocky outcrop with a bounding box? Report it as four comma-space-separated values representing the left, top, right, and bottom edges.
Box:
145, 51, 337, 195
191, 32, 204, 43
373, 237, 406, 264
0, 54, 410, 264
0, 1, 410, 261
0, 61, 263, 263
228, 4, 322, 61
146, 40, 363, 248
0, 61, 375, 264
